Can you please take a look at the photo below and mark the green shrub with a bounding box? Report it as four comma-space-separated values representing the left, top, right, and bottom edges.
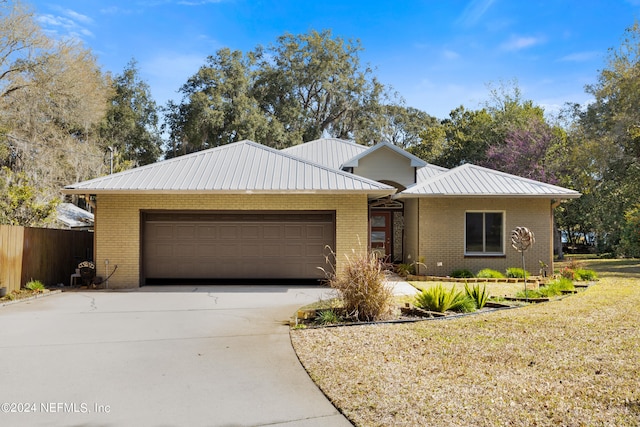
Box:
476, 268, 505, 279
415, 284, 476, 313
517, 278, 575, 298
25, 280, 45, 292
323, 249, 394, 322
465, 283, 489, 309
515, 289, 543, 298
396, 263, 415, 277
574, 268, 598, 281
316, 309, 343, 325
506, 267, 530, 278
450, 269, 474, 278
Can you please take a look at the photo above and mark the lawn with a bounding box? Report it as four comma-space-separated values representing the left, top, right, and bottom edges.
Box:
290, 259, 640, 426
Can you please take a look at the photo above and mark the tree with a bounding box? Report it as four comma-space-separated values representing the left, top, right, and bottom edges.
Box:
410, 106, 494, 167
165, 48, 276, 156
357, 104, 439, 148
481, 116, 561, 183
98, 59, 163, 169
165, 29, 390, 152
0, 167, 58, 226
563, 21, 640, 254
0, 1, 110, 225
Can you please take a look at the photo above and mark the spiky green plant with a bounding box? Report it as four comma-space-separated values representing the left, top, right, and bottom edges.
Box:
464, 283, 489, 309
415, 284, 476, 313
24, 280, 45, 292
316, 309, 343, 325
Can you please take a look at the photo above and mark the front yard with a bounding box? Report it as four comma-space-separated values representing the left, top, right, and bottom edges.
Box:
290, 259, 640, 426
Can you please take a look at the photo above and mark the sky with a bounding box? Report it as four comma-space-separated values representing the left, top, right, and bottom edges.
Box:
27, 0, 640, 120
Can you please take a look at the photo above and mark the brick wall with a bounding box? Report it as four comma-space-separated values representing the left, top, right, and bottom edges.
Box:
414, 197, 553, 277
95, 193, 368, 288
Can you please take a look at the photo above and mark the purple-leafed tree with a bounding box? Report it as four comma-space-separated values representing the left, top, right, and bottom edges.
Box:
483, 117, 559, 184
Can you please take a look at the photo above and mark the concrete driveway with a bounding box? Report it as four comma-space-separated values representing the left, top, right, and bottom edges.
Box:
0, 286, 353, 427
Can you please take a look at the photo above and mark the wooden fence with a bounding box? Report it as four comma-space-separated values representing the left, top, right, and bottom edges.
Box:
0, 225, 93, 293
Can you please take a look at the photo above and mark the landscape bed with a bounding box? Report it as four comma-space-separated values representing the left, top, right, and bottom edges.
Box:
290, 259, 640, 426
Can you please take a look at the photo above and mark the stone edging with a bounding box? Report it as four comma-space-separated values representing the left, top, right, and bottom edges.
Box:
0, 289, 62, 308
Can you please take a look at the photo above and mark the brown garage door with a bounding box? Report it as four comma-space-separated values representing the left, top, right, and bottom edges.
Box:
142, 211, 335, 281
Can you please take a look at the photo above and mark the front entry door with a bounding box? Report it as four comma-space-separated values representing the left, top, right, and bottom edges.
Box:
370, 211, 391, 259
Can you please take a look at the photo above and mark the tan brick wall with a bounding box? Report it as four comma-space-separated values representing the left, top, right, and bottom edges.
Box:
94, 193, 368, 288
415, 197, 553, 277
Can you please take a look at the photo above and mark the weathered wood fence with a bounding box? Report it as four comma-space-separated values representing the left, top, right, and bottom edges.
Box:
0, 225, 93, 293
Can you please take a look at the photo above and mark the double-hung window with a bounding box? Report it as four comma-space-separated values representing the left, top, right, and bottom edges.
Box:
465, 211, 504, 255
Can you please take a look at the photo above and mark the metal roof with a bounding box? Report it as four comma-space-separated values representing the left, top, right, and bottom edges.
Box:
398, 163, 581, 198
63, 140, 395, 196
281, 137, 368, 169
416, 163, 449, 182
56, 203, 94, 228
342, 141, 428, 168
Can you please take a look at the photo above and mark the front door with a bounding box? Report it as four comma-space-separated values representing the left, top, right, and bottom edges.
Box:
370, 211, 391, 259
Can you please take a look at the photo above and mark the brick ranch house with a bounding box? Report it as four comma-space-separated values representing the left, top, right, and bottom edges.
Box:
62, 138, 580, 288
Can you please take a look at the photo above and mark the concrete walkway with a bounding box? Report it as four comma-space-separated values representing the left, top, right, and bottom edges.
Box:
0, 286, 353, 427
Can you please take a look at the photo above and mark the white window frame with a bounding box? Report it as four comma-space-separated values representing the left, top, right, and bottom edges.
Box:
464, 211, 506, 256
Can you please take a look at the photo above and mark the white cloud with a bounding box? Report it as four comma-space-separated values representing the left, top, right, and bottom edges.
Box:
62, 9, 93, 25
559, 51, 602, 62
443, 49, 461, 60
456, 0, 496, 27
36, 8, 95, 40
500, 35, 544, 51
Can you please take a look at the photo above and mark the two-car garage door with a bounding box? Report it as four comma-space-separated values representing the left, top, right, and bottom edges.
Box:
142, 211, 335, 282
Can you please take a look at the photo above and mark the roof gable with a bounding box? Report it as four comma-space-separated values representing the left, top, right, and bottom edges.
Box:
342, 141, 427, 168
399, 163, 581, 198
63, 140, 395, 195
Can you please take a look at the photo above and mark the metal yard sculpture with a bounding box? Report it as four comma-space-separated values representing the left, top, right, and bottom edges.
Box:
511, 226, 535, 301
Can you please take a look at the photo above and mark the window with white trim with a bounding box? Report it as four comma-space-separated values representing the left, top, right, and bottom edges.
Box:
465, 211, 505, 255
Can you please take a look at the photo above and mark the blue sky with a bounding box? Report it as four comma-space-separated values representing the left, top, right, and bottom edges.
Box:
28, 0, 640, 119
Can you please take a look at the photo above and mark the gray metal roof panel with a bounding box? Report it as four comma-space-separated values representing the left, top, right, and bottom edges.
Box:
281, 138, 369, 169
399, 163, 581, 198
416, 164, 449, 182
63, 140, 395, 195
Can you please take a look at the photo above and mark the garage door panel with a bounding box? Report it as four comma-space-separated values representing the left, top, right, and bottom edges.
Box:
143, 212, 335, 280
219, 226, 238, 239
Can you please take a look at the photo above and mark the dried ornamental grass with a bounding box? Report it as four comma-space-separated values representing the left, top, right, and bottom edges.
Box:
323, 249, 395, 322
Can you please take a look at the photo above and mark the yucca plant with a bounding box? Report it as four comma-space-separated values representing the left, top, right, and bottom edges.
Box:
464, 283, 489, 309
415, 284, 476, 313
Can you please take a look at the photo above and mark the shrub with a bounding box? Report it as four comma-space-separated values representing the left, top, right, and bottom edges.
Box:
515, 289, 543, 299
322, 249, 394, 322
316, 309, 343, 325
517, 277, 575, 298
574, 268, 598, 281
476, 268, 505, 279
465, 283, 489, 309
506, 267, 530, 278
450, 269, 474, 278
25, 280, 45, 292
396, 263, 415, 277
415, 284, 476, 313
